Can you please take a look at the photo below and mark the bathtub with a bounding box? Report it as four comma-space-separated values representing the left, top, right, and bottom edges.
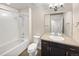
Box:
0, 39, 29, 56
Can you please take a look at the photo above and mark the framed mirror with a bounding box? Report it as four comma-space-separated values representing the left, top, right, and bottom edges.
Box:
44, 11, 73, 38
50, 13, 64, 36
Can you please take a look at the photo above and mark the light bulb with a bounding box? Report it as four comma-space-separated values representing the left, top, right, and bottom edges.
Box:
6, 3, 11, 5
54, 3, 59, 6
49, 4, 53, 7
49, 3, 55, 9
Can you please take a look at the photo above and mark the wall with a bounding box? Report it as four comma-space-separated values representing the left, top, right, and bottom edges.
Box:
32, 7, 45, 36
31, 7, 46, 49
44, 14, 50, 33
64, 3, 73, 37
72, 3, 79, 43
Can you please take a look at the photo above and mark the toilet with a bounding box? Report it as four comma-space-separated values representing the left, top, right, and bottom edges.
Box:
27, 35, 40, 56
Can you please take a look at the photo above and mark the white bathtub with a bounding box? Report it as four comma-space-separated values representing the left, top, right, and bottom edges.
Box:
0, 39, 29, 56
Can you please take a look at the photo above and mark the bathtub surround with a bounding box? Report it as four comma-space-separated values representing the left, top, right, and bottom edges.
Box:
18, 8, 29, 40
0, 39, 29, 56
0, 4, 30, 56
0, 6, 19, 45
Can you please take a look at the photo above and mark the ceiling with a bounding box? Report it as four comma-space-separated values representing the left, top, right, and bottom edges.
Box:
0, 3, 49, 10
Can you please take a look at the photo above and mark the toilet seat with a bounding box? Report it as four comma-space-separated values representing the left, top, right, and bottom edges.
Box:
28, 43, 37, 53
27, 35, 40, 56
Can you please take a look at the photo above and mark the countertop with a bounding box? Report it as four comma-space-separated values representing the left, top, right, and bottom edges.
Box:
41, 33, 79, 47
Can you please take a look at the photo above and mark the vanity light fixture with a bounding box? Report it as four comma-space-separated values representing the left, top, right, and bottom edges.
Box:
48, 3, 64, 11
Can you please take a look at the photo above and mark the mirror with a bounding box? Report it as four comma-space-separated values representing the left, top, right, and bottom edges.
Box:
50, 13, 64, 35
44, 13, 64, 36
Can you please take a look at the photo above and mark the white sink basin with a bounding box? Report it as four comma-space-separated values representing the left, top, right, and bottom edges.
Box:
49, 35, 64, 41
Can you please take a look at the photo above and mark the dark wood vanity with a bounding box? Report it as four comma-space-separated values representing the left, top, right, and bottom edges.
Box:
41, 40, 79, 56
41, 33, 79, 56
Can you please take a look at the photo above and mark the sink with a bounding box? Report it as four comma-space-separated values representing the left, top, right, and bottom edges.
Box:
49, 35, 64, 41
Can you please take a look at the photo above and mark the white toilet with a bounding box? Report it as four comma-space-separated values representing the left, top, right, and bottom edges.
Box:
27, 35, 40, 56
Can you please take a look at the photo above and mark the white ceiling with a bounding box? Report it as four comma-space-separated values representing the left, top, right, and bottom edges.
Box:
1, 3, 49, 10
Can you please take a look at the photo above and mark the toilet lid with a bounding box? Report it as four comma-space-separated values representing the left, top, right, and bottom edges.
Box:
33, 35, 40, 38
28, 43, 37, 50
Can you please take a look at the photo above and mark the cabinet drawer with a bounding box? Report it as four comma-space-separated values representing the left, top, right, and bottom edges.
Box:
67, 51, 79, 56
50, 42, 68, 49
67, 46, 79, 53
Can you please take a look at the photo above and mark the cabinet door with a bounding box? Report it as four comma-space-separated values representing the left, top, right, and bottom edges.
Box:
42, 46, 51, 56
41, 45, 47, 56
50, 42, 66, 56
41, 40, 50, 56
52, 46, 66, 56
41, 40, 66, 56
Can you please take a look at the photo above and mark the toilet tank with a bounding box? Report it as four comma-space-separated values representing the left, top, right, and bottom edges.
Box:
33, 35, 40, 43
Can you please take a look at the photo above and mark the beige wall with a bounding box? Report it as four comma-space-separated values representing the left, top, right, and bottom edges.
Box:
72, 3, 79, 43
64, 3, 73, 37
32, 7, 45, 36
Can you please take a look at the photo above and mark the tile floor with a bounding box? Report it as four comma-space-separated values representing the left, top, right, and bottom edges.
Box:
19, 49, 41, 56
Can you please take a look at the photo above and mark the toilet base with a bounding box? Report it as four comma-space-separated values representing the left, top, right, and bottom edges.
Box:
29, 50, 38, 56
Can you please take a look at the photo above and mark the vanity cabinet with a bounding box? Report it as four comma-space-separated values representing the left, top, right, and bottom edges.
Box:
41, 40, 79, 56
41, 40, 50, 56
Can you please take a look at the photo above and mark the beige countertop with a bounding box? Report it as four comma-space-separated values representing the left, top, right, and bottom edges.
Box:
41, 33, 79, 47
